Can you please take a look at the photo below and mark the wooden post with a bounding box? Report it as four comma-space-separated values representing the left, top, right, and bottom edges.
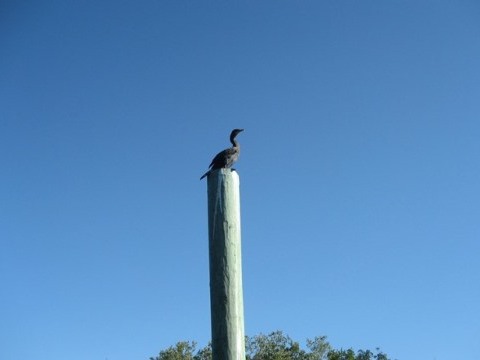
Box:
207, 168, 245, 360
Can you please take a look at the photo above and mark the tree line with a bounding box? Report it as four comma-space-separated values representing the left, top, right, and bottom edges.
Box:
150, 330, 395, 360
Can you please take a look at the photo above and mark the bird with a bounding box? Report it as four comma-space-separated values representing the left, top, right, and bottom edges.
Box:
200, 128, 244, 180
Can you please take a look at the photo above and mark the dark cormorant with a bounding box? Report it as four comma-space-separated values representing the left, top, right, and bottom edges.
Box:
200, 129, 244, 180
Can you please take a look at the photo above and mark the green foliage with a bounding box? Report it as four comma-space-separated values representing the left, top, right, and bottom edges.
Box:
194, 342, 212, 360
306, 336, 332, 360
245, 331, 332, 360
326, 349, 356, 360
245, 331, 307, 360
326, 348, 391, 360
150, 341, 212, 360
149, 341, 196, 360
149, 332, 393, 360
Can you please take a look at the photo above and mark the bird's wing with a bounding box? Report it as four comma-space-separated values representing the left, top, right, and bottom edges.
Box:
208, 148, 232, 168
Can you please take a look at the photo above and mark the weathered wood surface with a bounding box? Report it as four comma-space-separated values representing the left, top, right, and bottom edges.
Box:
207, 169, 245, 360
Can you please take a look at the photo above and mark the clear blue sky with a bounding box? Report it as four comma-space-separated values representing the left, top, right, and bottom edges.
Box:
1, 1, 479, 359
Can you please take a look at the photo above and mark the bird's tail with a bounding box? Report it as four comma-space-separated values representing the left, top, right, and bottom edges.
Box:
200, 170, 211, 180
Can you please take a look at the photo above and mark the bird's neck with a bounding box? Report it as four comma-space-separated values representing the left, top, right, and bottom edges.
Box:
230, 137, 239, 147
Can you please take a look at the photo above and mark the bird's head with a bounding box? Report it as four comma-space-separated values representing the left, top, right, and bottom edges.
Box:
230, 128, 244, 139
